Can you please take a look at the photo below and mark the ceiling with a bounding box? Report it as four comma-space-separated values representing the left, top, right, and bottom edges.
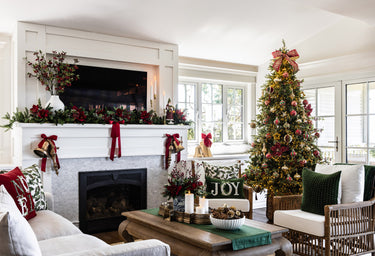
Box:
0, 0, 374, 66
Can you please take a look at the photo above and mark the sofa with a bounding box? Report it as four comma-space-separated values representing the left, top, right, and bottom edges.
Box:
0, 166, 170, 256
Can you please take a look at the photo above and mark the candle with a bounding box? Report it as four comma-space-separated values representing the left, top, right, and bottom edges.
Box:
162, 91, 166, 107
150, 84, 153, 101
199, 196, 209, 214
185, 191, 194, 214
196, 206, 205, 214
154, 76, 157, 100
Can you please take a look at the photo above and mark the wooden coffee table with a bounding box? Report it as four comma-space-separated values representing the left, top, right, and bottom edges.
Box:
119, 210, 292, 256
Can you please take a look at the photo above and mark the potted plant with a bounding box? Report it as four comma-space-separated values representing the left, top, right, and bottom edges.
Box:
162, 164, 204, 212
26, 50, 79, 111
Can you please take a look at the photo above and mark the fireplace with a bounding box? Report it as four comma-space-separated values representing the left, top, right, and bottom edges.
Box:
79, 168, 147, 234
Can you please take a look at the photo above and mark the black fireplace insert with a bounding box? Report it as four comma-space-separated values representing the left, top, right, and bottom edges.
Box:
79, 168, 147, 234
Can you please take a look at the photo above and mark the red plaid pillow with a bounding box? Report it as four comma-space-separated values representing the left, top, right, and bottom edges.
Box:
0, 167, 36, 220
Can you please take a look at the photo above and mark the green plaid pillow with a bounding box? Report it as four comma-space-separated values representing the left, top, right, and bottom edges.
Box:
203, 161, 240, 180
0, 164, 47, 211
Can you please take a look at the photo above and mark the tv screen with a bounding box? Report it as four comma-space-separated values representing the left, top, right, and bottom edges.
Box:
60, 65, 147, 110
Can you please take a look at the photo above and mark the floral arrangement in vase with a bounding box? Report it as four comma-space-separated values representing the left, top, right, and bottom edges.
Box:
26, 50, 79, 95
162, 164, 204, 200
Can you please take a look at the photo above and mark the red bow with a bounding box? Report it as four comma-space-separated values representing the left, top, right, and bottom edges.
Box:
38, 134, 60, 172
109, 120, 125, 161
165, 133, 181, 169
272, 49, 299, 72
202, 133, 212, 148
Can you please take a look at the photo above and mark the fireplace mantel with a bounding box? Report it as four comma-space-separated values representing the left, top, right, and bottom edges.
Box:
12, 123, 189, 166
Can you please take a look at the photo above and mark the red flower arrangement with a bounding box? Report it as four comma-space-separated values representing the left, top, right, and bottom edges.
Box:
162, 165, 204, 199
26, 50, 79, 95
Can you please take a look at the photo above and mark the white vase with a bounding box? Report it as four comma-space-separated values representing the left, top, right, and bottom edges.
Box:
46, 95, 65, 111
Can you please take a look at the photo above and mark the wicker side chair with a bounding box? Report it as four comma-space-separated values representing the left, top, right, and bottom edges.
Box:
274, 165, 375, 256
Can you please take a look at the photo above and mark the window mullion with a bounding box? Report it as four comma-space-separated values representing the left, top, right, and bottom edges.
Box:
223, 85, 228, 143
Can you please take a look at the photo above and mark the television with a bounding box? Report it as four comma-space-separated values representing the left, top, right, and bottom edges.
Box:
60, 65, 147, 110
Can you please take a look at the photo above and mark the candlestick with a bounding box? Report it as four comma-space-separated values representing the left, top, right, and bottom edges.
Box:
185, 191, 194, 214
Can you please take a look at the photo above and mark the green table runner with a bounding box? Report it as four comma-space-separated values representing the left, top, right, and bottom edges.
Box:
141, 208, 271, 251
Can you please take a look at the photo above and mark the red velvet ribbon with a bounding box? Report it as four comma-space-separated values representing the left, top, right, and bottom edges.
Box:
272, 49, 299, 72
109, 120, 125, 161
38, 134, 60, 172
165, 133, 181, 169
202, 133, 212, 147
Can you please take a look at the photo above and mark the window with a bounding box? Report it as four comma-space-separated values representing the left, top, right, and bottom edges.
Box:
178, 81, 247, 146
346, 81, 375, 164
304, 87, 336, 163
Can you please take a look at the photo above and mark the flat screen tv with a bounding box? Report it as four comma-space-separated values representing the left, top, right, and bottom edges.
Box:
60, 65, 147, 110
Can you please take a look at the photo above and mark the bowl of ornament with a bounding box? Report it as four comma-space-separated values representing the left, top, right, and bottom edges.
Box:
210, 204, 245, 230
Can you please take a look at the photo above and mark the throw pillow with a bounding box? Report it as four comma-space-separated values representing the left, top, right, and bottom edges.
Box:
0, 185, 42, 256
203, 161, 240, 180
205, 176, 245, 199
301, 168, 341, 215
334, 163, 375, 201
0, 167, 36, 219
316, 164, 364, 204
1, 165, 47, 211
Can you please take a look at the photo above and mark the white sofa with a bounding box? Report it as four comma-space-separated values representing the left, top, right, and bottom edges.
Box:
1, 190, 170, 256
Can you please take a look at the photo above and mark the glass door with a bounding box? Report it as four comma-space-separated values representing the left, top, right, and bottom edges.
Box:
303, 82, 342, 163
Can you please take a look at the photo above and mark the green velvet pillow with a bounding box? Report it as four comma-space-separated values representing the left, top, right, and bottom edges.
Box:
334, 163, 375, 201
301, 168, 341, 215
205, 176, 245, 199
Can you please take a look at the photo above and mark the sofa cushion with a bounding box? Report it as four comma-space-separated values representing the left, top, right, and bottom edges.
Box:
274, 209, 325, 237
316, 164, 364, 204
28, 210, 82, 241
38, 233, 108, 256
301, 168, 341, 215
0, 185, 42, 256
0, 167, 36, 219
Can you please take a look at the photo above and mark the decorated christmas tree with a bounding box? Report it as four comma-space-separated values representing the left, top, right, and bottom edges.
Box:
246, 41, 323, 196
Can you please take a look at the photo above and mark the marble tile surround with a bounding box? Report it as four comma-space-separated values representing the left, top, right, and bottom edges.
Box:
50, 155, 168, 224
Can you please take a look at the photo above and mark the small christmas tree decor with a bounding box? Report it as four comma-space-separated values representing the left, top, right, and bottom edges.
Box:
246, 41, 323, 197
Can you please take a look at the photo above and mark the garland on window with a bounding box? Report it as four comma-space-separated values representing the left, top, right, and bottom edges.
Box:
1, 100, 191, 130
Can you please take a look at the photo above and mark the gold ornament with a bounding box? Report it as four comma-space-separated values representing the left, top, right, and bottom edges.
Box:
281, 165, 289, 171
249, 121, 256, 128
262, 143, 267, 155
294, 173, 301, 180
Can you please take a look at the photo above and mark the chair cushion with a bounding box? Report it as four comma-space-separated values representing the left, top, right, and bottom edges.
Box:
301, 168, 341, 215
1, 165, 47, 211
207, 198, 250, 212
205, 176, 245, 199
334, 163, 375, 201
0, 167, 36, 220
316, 164, 364, 204
274, 209, 325, 237
38, 233, 109, 256
28, 210, 82, 241
0, 185, 42, 256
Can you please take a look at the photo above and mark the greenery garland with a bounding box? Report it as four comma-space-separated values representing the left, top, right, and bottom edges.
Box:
1, 100, 191, 131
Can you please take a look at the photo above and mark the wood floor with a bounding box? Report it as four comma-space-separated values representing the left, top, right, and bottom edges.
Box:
92, 207, 268, 244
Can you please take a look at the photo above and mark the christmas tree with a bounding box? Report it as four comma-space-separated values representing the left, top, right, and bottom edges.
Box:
246, 41, 323, 196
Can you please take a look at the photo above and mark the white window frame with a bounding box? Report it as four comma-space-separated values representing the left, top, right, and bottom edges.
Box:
343, 77, 375, 164
179, 77, 251, 155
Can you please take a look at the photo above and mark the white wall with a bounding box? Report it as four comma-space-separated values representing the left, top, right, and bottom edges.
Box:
0, 34, 12, 165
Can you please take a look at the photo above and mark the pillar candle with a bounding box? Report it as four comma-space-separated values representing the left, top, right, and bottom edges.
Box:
185, 191, 194, 214
196, 206, 205, 214
199, 196, 209, 214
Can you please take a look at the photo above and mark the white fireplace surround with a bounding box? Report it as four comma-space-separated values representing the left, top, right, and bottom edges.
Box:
10, 22, 184, 224
14, 123, 188, 224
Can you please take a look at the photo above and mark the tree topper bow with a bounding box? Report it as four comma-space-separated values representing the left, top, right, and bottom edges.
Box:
272, 49, 299, 72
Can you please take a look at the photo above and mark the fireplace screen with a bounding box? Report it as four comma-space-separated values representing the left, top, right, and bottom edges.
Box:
79, 169, 147, 233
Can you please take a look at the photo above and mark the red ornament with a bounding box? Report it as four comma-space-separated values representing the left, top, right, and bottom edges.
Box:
315, 132, 320, 138
266, 133, 272, 139
274, 118, 280, 125
262, 163, 268, 169
291, 100, 297, 107
251, 142, 256, 147
303, 99, 308, 106
265, 100, 270, 105
295, 129, 302, 135
282, 72, 289, 78
299, 159, 307, 166
290, 150, 297, 157
266, 153, 272, 159
313, 150, 320, 156
290, 110, 297, 116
